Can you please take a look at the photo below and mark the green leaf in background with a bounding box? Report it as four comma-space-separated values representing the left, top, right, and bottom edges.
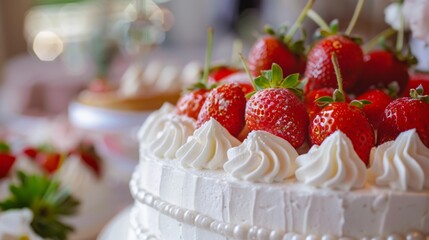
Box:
35, 0, 88, 6
0, 172, 80, 240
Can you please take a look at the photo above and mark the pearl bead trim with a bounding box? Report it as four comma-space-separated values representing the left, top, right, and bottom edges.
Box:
130, 171, 428, 240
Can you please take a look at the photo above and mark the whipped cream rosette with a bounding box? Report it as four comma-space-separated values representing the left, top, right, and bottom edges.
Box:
224, 130, 297, 183
368, 129, 429, 191
177, 118, 240, 170
295, 130, 367, 191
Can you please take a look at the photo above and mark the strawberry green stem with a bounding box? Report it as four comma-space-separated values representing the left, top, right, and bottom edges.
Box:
307, 9, 330, 32
231, 39, 243, 66
239, 53, 258, 91
201, 27, 213, 84
345, 0, 365, 36
331, 53, 344, 95
362, 28, 395, 53
396, 4, 405, 52
284, 0, 315, 44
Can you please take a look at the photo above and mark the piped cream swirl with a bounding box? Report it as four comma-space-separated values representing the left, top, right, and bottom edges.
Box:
150, 115, 195, 159
224, 131, 297, 183
295, 131, 366, 190
368, 129, 429, 191
138, 103, 175, 146
177, 118, 240, 170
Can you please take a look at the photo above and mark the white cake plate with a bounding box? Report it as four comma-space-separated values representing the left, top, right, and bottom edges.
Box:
97, 206, 132, 240
68, 101, 153, 131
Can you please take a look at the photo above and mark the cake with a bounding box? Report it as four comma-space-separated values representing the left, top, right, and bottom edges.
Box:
127, 102, 429, 240
76, 61, 198, 112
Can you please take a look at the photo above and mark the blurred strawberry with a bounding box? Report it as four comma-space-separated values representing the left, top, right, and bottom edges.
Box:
353, 50, 410, 95
0, 141, 16, 179
356, 89, 393, 129
400, 73, 429, 97
36, 152, 62, 174
207, 65, 240, 84
175, 89, 210, 120
197, 83, 246, 137
378, 85, 429, 147
245, 63, 309, 148
221, 72, 255, 95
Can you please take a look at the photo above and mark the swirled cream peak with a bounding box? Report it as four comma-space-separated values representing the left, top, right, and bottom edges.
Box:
150, 114, 196, 159
368, 129, 429, 191
177, 118, 240, 170
224, 131, 297, 183
295, 130, 366, 190
138, 102, 175, 146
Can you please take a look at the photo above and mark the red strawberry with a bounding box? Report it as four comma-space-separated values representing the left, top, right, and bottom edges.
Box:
247, 1, 314, 77
0, 153, 16, 179
353, 50, 409, 95
245, 64, 309, 148
356, 89, 393, 129
221, 72, 255, 95
310, 102, 374, 164
0, 141, 16, 178
22, 147, 38, 159
88, 78, 115, 92
309, 53, 374, 164
305, 88, 351, 120
377, 86, 429, 147
248, 36, 299, 78
305, 35, 364, 92
207, 66, 240, 84
36, 152, 62, 174
80, 152, 101, 177
197, 83, 246, 137
175, 89, 210, 120
400, 73, 429, 97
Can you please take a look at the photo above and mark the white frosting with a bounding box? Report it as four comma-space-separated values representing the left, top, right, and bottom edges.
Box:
131, 159, 429, 240
368, 129, 429, 191
295, 131, 367, 191
224, 131, 297, 183
0, 208, 43, 240
137, 103, 175, 146
177, 118, 240, 170
149, 115, 195, 159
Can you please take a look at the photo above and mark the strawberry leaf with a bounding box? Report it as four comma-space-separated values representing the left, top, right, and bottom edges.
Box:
329, 19, 339, 34
316, 96, 334, 107
271, 63, 284, 86
280, 73, 300, 88
0, 171, 79, 240
254, 76, 271, 91
0, 142, 10, 154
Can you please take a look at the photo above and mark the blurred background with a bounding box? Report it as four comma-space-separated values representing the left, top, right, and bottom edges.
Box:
0, 0, 392, 118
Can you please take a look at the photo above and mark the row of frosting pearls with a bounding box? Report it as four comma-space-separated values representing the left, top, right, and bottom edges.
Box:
139, 103, 429, 192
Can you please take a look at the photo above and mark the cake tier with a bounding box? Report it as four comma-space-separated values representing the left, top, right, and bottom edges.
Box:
129, 156, 429, 240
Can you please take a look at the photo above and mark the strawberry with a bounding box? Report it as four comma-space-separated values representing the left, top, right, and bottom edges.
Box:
207, 66, 240, 84
304, 88, 351, 120
305, 35, 363, 92
248, 35, 299, 77
245, 63, 309, 148
309, 54, 374, 164
175, 89, 210, 120
79, 152, 101, 177
221, 72, 255, 95
196, 83, 246, 137
0, 141, 16, 179
400, 73, 429, 97
310, 102, 374, 164
356, 89, 393, 129
88, 78, 115, 92
353, 50, 409, 95
36, 152, 62, 174
247, 0, 315, 77
377, 85, 429, 147
176, 28, 215, 120
22, 147, 38, 159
